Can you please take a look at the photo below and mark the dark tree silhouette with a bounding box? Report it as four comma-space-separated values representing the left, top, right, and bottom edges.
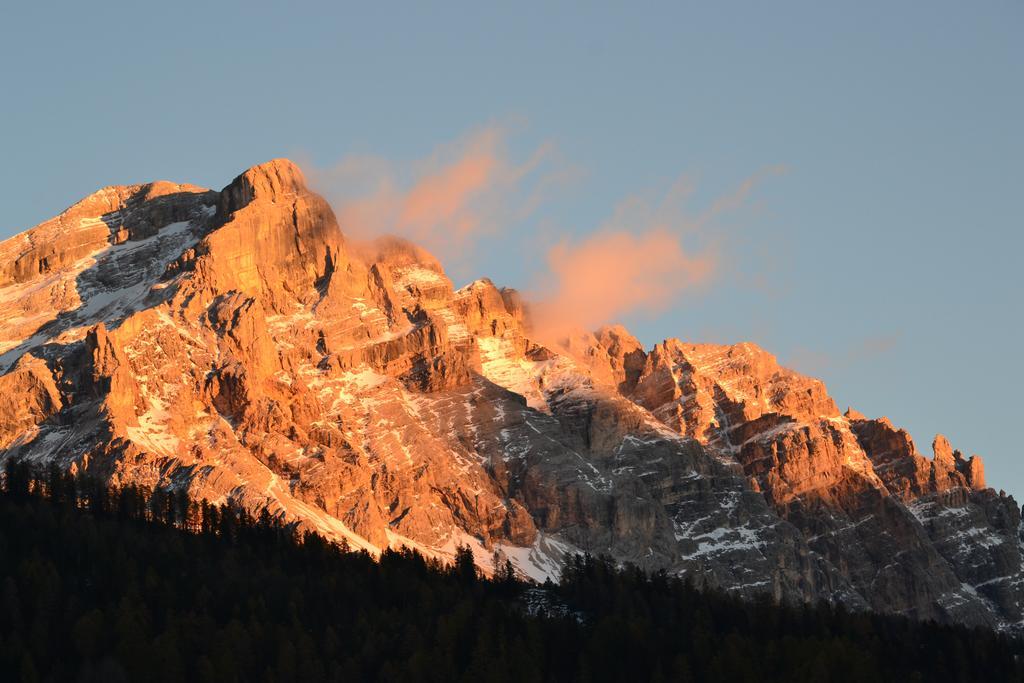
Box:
1, 461, 1021, 682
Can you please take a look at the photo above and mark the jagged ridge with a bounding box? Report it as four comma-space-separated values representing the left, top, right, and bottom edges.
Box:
1, 159, 1021, 632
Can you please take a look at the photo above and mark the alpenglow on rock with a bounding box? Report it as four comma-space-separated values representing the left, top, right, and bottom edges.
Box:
1, 159, 1021, 632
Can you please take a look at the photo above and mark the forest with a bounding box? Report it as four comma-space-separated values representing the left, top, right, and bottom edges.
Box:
1, 460, 1021, 682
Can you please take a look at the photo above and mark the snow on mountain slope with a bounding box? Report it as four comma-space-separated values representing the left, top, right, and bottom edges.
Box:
0, 159, 1021, 630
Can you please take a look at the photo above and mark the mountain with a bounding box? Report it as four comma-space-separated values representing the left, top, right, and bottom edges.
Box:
1, 159, 1021, 632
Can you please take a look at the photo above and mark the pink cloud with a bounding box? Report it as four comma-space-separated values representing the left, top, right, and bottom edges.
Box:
529, 167, 783, 341
309, 127, 784, 346
397, 151, 495, 241
309, 126, 573, 271
533, 229, 715, 339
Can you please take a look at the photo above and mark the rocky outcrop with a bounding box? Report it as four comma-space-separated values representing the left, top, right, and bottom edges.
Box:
0, 354, 63, 450
0, 158, 1020, 633
563, 314, 1020, 628
844, 416, 1022, 625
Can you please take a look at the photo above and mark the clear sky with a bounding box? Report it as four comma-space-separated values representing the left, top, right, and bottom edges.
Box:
1, 2, 1021, 497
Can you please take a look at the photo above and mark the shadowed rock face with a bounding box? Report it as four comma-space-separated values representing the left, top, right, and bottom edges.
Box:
1, 159, 1021, 631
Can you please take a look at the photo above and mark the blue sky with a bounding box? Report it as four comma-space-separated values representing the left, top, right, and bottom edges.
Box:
1, 2, 1022, 497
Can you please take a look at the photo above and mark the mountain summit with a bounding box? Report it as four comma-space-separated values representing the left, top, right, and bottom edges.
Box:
1, 160, 1021, 631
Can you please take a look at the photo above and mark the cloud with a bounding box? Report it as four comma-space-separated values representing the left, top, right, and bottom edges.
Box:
533, 228, 715, 339
786, 333, 902, 375
308, 125, 784, 344
530, 168, 782, 341
849, 334, 900, 361
695, 165, 788, 229
308, 125, 574, 272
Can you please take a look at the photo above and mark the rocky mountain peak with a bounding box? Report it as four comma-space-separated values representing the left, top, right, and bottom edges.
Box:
0, 158, 1020, 634
933, 433, 956, 467
844, 406, 867, 420
217, 158, 310, 217
356, 235, 445, 273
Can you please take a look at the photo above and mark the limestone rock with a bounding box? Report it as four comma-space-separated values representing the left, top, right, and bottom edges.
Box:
0, 158, 1020, 634
0, 355, 63, 450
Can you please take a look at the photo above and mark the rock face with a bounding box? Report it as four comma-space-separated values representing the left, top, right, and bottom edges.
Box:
1, 159, 1022, 632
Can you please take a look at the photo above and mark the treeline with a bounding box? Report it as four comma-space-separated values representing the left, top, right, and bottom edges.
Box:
0, 460, 1021, 682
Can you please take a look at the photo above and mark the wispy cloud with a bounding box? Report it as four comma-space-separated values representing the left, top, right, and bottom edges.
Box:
533, 228, 716, 339
530, 168, 783, 341
307, 125, 784, 343
786, 333, 902, 375
694, 165, 788, 229
308, 125, 575, 273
